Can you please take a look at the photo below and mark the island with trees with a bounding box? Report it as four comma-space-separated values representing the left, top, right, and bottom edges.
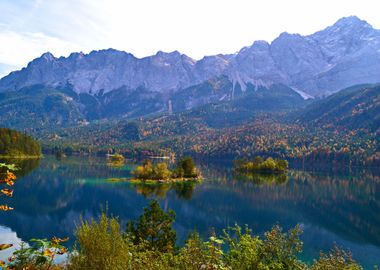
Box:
234, 156, 288, 174
107, 153, 125, 167
131, 156, 202, 183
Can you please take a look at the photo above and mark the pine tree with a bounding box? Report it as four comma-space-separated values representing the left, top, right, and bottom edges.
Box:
126, 200, 176, 253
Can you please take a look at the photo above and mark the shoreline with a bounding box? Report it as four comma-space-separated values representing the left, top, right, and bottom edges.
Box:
0, 155, 43, 159
107, 177, 203, 184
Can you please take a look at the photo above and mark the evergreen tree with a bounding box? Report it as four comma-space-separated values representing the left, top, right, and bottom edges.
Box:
178, 157, 197, 177
126, 200, 176, 253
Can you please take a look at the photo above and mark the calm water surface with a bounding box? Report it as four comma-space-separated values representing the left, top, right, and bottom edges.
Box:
0, 156, 379, 268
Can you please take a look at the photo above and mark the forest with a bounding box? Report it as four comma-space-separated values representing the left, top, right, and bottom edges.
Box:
0, 128, 41, 157
34, 84, 379, 168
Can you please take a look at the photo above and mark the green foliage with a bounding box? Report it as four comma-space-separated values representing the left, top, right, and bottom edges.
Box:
6, 237, 68, 270
176, 232, 211, 269
222, 226, 263, 270
154, 163, 171, 180
0, 128, 41, 157
66, 204, 365, 269
108, 154, 125, 163
179, 157, 197, 177
223, 224, 304, 270
132, 157, 201, 181
235, 157, 289, 173
69, 213, 132, 270
0, 163, 18, 171
132, 160, 172, 180
126, 200, 177, 253
172, 157, 199, 178
107, 153, 125, 167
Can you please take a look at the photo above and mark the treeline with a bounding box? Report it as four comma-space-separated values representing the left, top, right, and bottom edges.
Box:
40, 114, 379, 168
4, 200, 366, 269
0, 128, 41, 157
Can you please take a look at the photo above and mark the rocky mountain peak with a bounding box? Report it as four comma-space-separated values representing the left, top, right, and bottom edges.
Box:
155, 50, 181, 57
251, 40, 270, 49
311, 16, 377, 41
40, 52, 56, 61
27, 52, 56, 67
332, 16, 372, 29
1, 16, 380, 98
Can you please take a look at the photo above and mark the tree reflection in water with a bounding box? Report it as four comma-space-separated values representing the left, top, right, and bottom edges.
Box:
132, 182, 196, 200
0, 156, 379, 268
234, 172, 288, 185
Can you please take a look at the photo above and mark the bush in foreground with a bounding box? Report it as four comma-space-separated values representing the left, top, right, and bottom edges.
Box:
67, 200, 365, 270
6, 200, 367, 269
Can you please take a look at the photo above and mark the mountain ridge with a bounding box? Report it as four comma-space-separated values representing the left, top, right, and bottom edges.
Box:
1, 16, 380, 99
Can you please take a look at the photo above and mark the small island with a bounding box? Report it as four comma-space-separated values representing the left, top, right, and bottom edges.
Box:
132, 157, 202, 182
107, 153, 125, 167
234, 156, 288, 174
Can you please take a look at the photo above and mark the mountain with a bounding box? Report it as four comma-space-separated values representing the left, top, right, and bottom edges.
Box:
0, 75, 307, 130
0, 16, 379, 131
1, 16, 380, 99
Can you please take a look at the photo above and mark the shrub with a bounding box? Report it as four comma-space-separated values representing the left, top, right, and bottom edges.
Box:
68, 213, 132, 270
310, 245, 363, 270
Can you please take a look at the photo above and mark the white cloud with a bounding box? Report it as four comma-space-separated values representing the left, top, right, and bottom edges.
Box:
0, 31, 79, 66
0, 30, 81, 76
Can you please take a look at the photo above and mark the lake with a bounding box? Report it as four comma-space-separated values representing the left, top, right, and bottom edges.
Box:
0, 155, 379, 268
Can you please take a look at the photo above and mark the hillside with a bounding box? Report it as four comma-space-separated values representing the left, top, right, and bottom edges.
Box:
0, 85, 86, 130
0, 128, 41, 157
295, 84, 380, 132
40, 84, 379, 167
0, 76, 308, 131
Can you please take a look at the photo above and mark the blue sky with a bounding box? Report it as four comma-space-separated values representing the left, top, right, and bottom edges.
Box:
0, 0, 379, 78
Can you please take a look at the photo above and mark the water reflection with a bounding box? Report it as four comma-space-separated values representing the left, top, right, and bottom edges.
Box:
0, 158, 40, 177
0, 156, 378, 268
233, 172, 288, 185
132, 181, 197, 200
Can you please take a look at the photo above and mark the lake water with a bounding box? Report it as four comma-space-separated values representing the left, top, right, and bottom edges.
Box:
0, 156, 379, 268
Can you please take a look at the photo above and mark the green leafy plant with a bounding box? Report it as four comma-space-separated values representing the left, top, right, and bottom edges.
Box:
6, 237, 68, 270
